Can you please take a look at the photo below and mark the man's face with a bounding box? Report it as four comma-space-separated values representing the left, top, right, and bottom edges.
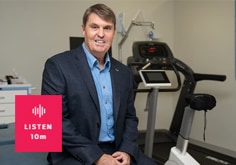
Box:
82, 13, 115, 58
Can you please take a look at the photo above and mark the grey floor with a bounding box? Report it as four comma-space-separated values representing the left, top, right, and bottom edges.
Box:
0, 123, 48, 165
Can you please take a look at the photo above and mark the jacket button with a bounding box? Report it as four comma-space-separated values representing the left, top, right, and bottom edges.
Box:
76, 155, 84, 163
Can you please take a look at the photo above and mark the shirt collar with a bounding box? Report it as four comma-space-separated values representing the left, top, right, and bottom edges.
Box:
82, 42, 110, 70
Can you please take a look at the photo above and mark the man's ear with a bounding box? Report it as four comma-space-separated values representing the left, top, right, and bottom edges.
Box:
81, 24, 85, 36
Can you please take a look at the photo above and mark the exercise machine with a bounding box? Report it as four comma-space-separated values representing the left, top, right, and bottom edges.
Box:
165, 94, 216, 165
138, 69, 172, 157
139, 70, 217, 165
127, 41, 236, 165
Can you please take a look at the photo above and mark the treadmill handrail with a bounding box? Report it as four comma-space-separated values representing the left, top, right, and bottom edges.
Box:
174, 58, 227, 82
193, 73, 226, 82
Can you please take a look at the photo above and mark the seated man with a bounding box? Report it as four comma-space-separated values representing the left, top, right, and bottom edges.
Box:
41, 3, 157, 165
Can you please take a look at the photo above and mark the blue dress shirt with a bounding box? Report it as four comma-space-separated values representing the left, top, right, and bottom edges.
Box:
82, 43, 115, 142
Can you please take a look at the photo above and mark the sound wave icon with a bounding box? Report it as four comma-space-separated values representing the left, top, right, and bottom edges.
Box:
32, 104, 46, 118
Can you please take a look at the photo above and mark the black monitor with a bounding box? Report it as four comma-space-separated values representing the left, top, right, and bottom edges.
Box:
69, 37, 84, 50
69, 37, 112, 56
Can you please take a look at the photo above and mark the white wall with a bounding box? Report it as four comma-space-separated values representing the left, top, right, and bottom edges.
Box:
173, 0, 236, 153
0, 0, 175, 132
0, 0, 235, 154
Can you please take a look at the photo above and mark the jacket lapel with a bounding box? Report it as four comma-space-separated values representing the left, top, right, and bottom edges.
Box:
74, 47, 121, 121
74, 47, 100, 112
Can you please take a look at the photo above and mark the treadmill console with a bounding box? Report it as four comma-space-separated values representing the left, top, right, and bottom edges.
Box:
132, 41, 175, 68
128, 41, 181, 92
139, 45, 167, 58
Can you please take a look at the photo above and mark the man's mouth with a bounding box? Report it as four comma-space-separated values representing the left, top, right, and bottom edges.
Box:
95, 40, 105, 44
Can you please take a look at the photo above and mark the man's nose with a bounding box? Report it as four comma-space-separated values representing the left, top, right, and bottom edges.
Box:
97, 28, 104, 37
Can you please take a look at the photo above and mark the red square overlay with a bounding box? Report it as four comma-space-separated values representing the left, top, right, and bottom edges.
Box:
15, 95, 62, 152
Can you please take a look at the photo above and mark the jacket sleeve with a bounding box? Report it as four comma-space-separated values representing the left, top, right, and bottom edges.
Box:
117, 68, 140, 162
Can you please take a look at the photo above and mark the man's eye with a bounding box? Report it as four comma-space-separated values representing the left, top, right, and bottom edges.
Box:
104, 26, 112, 31
91, 25, 98, 29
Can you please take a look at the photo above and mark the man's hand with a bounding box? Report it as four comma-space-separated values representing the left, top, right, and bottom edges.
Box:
95, 154, 120, 165
112, 151, 131, 165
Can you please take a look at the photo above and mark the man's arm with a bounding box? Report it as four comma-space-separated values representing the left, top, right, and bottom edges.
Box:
41, 57, 104, 164
117, 68, 140, 162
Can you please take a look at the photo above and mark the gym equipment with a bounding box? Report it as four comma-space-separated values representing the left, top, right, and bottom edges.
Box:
165, 94, 216, 165
127, 41, 236, 165
138, 69, 172, 157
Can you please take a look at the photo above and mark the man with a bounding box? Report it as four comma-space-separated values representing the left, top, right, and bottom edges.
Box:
41, 3, 156, 165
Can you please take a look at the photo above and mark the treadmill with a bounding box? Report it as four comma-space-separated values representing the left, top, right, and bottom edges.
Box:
127, 41, 236, 165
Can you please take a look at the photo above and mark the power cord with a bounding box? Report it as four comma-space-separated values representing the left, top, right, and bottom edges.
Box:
203, 110, 207, 142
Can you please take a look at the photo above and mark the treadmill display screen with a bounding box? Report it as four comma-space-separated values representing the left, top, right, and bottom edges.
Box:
142, 71, 170, 83
139, 45, 167, 58
146, 72, 166, 82
139, 70, 171, 87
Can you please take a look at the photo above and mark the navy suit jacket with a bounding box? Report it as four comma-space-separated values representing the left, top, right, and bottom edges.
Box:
41, 46, 140, 165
